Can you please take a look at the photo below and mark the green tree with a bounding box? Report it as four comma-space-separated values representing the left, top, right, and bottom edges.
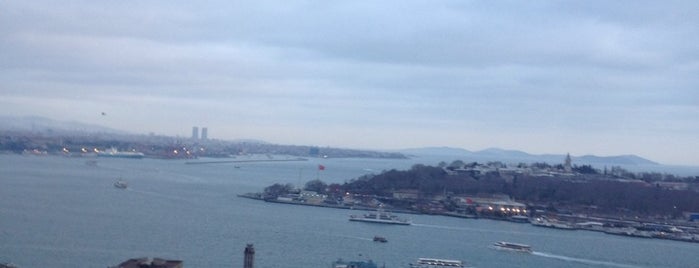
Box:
304, 179, 328, 194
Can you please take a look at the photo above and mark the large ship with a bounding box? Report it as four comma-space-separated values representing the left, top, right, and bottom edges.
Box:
408, 258, 465, 268
491, 241, 533, 253
97, 148, 145, 159
349, 208, 411, 225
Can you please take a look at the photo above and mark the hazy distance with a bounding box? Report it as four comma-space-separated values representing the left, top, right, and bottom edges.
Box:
1, 1, 698, 165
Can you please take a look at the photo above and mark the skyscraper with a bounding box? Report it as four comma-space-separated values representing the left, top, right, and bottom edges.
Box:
201, 127, 208, 140
191, 127, 199, 140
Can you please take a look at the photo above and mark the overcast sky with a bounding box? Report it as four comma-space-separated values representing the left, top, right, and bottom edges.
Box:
1, 1, 698, 165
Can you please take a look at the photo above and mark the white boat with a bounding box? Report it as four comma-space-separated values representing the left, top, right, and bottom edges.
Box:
409, 258, 465, 268
492, 241, 532, 253
349, 208, 411, 225
114, 180, 128, 189
98, 148, 145, 159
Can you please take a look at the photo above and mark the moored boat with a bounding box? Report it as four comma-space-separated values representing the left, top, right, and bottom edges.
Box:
98, 148, 144, 159
492, 241, 532, 253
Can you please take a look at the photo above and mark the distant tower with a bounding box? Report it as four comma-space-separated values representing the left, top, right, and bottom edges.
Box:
201, 127, 208, 140
191, 126, 199, 140
244, 244, 255, 268
564, 153, 572, 173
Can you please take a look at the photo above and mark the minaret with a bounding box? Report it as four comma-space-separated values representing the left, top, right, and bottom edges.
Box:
564, 153, 572, 173
244, 244, 255, 268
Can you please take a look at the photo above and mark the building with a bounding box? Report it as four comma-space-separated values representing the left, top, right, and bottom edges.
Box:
564, 153, 572, 173
201, 127, 208, 140
244, 244, 254, 268
191, 126, 199, 140
111, 257, 183, 268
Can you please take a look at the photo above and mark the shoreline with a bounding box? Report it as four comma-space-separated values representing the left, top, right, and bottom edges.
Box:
238, 192, 699, 244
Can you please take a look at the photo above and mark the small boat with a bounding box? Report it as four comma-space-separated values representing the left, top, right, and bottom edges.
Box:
114, 180, 128, 189
331, 258, 378, 268
349, 208, 411, 225
409, 258, 465, 268
373, 236, 387, 243
492, 241, 532, 253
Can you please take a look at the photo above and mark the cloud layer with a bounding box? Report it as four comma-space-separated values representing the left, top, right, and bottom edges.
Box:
1, 1, 698, 165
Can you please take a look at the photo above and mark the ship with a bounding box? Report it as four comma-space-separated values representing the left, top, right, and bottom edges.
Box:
349, 208, 411, 225
491, 241, 533, 253
408, 258, 465, 268
331, 258, 379, 268
97, 148, 145, 159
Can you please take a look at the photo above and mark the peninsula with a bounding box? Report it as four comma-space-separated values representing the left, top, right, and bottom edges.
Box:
242, 159, 699, 243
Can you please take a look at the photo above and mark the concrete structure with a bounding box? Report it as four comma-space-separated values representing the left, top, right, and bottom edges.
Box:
244, 244, 254, 268
201, 127, 208, 140
191, 126, 199, 140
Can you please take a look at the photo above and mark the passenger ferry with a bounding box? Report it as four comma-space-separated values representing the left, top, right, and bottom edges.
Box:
409, 258, 465, 268
349, 208, 411, 225
492, 241, 533, 253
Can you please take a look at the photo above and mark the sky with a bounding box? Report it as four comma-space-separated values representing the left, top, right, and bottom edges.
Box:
1, 1, 698, 165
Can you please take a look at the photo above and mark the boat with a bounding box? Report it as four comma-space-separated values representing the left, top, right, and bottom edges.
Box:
492, 241, 532, 253
349, 208, 411, 225
530, 217, 577, 230
98, 148, 145, 159
114, 179, 128, 189
373, 236, 387, 243
331, 258, 378, 268
409, 258, 465, 268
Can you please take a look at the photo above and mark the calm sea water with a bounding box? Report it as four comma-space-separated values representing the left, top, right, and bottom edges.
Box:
0, 154, 696, 268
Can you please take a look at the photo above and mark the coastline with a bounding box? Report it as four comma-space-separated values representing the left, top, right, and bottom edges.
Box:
238, 192, 699, 244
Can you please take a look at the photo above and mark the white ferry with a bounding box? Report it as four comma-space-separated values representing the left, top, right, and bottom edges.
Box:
492, 241, 533, 253
349, 208, 411, 225
98, 148, 145, 159
409, 258, 465, 268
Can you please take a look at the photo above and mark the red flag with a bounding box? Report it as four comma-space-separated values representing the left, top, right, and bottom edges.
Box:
318, 164, 325, 171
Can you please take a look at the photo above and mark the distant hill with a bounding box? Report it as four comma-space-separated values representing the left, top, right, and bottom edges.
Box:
398, 147, 658, 166
400, 146, 472, 156
0, 115, 127, 135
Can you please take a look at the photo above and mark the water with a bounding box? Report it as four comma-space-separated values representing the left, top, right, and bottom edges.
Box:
0, 154, 696, 268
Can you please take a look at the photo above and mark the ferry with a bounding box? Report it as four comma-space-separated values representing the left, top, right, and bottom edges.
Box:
349, 209, 411, 225
492, 241, 532, 253
98, 148, 145, 159
409, 258, 465, 268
